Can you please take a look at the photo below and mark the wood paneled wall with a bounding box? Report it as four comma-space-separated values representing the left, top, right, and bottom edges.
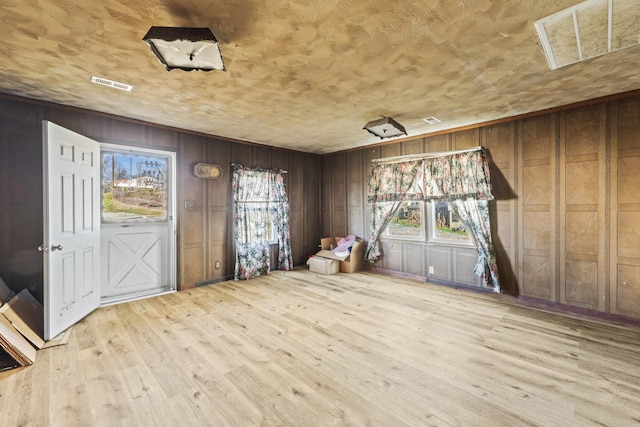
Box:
611, 97, 640, 318
3, 91, 640, 321
0, 100, 45, 300
0, 95, 321, 300
321, 94, 640, 320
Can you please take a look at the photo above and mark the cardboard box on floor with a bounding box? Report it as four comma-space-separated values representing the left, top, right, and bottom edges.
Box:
308, 256, 340, 275
0, 277, 35, 370
0, 278, 72, 371
315, 236, 364, 273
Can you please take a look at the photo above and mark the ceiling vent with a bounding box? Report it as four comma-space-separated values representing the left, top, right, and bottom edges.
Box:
535, 0, 640, 70
422, 116, 442, 125
90, 76, 133, 91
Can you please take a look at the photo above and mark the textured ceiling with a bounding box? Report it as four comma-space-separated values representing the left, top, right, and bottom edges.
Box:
1, 0, 639, 154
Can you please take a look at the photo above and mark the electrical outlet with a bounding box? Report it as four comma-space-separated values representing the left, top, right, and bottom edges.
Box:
184, 200, 194, 210
428, 266, 435, 274
215, 260, 221, 270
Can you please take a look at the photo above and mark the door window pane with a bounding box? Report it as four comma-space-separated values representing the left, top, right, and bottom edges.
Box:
101, 152, 167, 222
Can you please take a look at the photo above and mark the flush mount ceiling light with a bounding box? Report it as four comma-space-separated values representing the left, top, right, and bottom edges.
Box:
535, 0, 640, 70
363, 117, 407, 139
142, 26, 226, 72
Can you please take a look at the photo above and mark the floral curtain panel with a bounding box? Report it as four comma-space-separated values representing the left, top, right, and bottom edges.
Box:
452, 199, 500, 292
365, 161, 422, 262
232, 164, 293, 280
366, 148, 501, 292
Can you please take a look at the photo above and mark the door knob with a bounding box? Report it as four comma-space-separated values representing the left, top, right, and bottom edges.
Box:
51, 244, 63, 251
37, 244, 48, 252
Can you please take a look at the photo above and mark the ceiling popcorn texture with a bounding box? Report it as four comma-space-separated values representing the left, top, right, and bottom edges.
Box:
0, 0, 639, 154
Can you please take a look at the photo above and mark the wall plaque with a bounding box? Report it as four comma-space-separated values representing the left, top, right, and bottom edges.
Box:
194, 163, 222, 179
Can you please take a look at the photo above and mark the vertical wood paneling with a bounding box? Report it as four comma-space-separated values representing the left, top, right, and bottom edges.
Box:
381, 240, 403, 271
428, 246, 452, 282
453, 248, 481, 286
347, 151, 364, 239
401, 139, 425, 155
559, 106, 606, 310
320, 156, 333, 237
304, 154, 320, 260
519, 115, 557, 301
484, 123, 516, 293
425, 134, 449, 152
207, 140, 231, 208
380, 143, 400, 159
178, 134, 207, 286
610, 98, 640, 317
452, 129, 479, 150
108, 120, 147, 144
404, 242, 425, 277
47, 110, 89, 137
331, 153, 347, 237
286, 152, 304, 265
207, 139, 231, 278
0, 101, 44, 299
251, 146, 271, 168
147, 127, 178, 150
231, 144, 252, 167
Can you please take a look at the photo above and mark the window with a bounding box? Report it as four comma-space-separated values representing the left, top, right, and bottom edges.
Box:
101, 150, 168, 222
241, 203, 278, 244
427, 201, 473, 245
384, 201, 425, 240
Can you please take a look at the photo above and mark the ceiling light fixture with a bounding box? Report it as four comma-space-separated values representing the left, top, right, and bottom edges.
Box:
363, 117, 407, 139
142, 26, 226, 72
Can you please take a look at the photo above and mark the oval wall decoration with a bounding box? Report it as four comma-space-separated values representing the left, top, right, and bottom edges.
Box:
194, 163, 223, 179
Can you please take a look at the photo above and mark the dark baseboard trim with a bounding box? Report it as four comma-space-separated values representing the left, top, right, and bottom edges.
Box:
364, 265, 640, 328
500, 295, 640, 328
196, 275, 235, 286
426, 277, 495, 294
362, 265, 426, 282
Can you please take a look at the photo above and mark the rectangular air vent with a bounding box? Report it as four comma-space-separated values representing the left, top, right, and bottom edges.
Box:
90, 76, 133, 91
422, 116, 442, 125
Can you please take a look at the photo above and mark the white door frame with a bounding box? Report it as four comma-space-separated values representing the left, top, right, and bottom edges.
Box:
99, 143, 177, 305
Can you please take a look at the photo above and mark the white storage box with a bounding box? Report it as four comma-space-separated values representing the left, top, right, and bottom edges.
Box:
308, 256, 339, 275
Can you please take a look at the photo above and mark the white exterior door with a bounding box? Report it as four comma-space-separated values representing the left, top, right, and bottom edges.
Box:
100, 145, 176, 305
101, 223, 171, 302
42, 121, 101, 340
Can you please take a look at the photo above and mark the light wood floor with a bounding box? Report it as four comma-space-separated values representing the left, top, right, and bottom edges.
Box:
2, 269, 640, 426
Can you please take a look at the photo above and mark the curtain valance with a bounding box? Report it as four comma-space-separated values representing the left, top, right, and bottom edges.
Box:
232, 164, 288, 203
367, 147, 493, 202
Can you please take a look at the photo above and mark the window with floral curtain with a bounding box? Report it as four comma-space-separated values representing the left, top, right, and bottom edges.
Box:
232, 164, 293, 280
365, 161, 422, 262
366, 148, 501, 293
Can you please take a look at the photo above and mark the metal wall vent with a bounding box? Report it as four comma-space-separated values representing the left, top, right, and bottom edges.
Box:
535, 0, 640, 70
90, 76, 133, 91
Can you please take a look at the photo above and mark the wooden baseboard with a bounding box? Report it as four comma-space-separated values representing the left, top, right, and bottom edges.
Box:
501, 295, 640, 328
364, 264, 640, 327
